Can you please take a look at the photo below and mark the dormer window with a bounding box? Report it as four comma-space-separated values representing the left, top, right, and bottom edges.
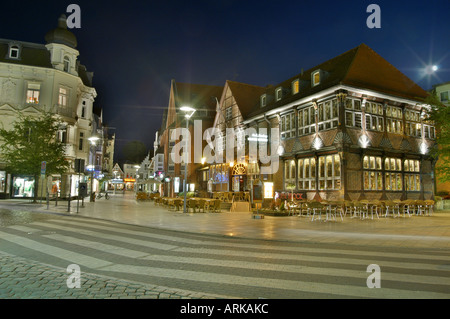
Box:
261, 94, 267, 107
63, 56, 70, 72
8, 44, 20, 59
275, 87, 283, 101
292, 79, 299, 95
312, 71, 320, 86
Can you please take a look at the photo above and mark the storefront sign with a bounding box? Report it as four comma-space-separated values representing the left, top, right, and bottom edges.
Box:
124, 178, 135, 183
275, 191, 306, 200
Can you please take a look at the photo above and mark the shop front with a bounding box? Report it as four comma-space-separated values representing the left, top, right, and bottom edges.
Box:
0, 170, 11, 199
11, 175, 35, 198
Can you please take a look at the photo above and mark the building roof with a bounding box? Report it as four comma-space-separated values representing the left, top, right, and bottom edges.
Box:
45, 14, 77, 48
0, 39, 52, 68
226, 80, 266, 118
173, 82, 223, 112
245, 43, 429, 120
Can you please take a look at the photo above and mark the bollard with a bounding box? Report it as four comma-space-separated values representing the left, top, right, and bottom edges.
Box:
67, 193, 71, 212
46, 192, 49, 210
55, 193, 58, 207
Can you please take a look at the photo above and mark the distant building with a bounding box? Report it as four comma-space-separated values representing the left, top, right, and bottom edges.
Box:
0, 14, 97, 199
431, 82, 450, 195
432, 82, 450, 106
158, 80, 223, 197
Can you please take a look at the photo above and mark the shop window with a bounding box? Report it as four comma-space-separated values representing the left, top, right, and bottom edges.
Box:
12, 176, 35, 198
0, 171, 6, 193
363, 156, 383, 190
298, 157, 316, 190
284, 160, 296, 189
318, 154, 341, 190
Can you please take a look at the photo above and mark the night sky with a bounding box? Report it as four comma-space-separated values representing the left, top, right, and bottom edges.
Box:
2, 0, 449, 164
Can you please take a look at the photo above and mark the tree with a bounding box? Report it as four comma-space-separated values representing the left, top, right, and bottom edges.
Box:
122, 140, 147, 164
0, 112, 70, 202
427, 94, 450, 183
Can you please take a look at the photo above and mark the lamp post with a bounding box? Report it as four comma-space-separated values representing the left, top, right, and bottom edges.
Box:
180, 106, 196, 213
88, 135, 99, 202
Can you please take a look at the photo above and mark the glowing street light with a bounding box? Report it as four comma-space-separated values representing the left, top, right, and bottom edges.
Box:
180, 106, 196, 213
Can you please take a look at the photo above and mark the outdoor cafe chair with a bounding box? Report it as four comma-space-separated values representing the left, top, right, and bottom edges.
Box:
210, 199, 221, 213
308, 201, 325, 221
424, 200, 434, 216
187, 199, 198, 213
173, 199, 182, 211
384, 200, 400, 218
197, 199, 207, 213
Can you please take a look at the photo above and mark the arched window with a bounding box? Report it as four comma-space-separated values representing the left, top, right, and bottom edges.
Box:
63, 56, 70, 72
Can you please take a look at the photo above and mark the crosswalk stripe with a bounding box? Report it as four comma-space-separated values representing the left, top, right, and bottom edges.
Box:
6, 223, 450, 286
142, 254, 450, 286
38, 218, 450, 263
2, 221, 449, 298
0, 230, 112, 269
98, 263, 450, 299
11, 222, 178, 251
175, 247, 450, 273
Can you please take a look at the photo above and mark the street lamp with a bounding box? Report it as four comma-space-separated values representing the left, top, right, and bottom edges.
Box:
180, 106, 196, 213
88, 135, 100, 202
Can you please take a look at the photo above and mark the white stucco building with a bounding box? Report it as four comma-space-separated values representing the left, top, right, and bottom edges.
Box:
0, 14, 97, 199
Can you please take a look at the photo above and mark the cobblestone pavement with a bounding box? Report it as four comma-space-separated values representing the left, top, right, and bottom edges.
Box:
0, 252, 226, 299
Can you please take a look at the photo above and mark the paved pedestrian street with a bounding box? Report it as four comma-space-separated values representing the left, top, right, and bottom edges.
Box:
0, 201, 450, 299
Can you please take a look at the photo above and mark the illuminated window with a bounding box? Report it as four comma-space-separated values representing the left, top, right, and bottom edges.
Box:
298, 105, 316, 136
404, 159, 420, 191
58, 87, 67, 106
280, 112, 296, 139
318, 99, 338, 131
363, 156, 383, 190
284, 160, 296, 189
264, 182, 274, 198
384, 157, 403, 191
312, 71, 320, 86
386, 105, 403, 134
318, 155, 341, 190
298, 157, 316, 190
26, 83, 40, 104
292, 80, 299, 95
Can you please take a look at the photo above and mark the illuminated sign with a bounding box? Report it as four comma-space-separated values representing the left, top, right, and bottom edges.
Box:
124, 178, 135, 183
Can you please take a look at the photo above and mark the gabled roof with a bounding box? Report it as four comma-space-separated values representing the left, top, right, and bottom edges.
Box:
226, 80, 266, 118
342, 43, 427, 100
245, 43, 429, 120
173, 82, 223, 112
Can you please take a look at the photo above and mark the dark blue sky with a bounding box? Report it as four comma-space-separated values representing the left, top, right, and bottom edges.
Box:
2, 0, 449, 163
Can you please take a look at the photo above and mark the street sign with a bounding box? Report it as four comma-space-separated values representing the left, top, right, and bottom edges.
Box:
78, 182, 87, 196
41, 161, 46, 176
